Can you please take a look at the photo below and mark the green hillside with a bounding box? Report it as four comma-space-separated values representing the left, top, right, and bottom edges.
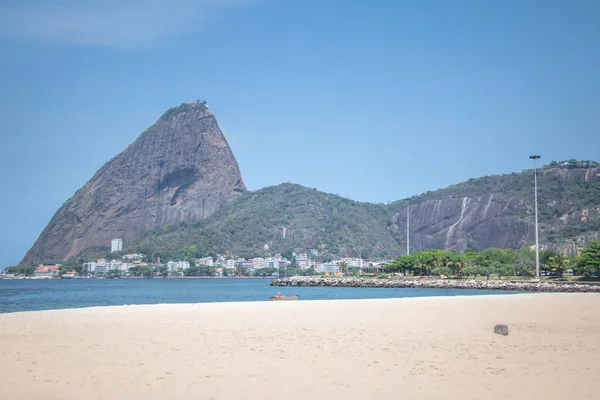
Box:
107, 162, 599, 262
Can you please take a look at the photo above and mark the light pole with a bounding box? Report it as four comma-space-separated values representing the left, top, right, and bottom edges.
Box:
358, 248, 362, 275
529, 154, 541, 279
406, 205, 410, 256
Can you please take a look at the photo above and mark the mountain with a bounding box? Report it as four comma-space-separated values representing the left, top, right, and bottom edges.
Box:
129, 161, 600, 261
21, 101, 245, 265
390, 160, 600, 255
21, 98, 599, 265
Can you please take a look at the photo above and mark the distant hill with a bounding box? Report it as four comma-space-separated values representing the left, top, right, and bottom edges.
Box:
128, 162, 600, 261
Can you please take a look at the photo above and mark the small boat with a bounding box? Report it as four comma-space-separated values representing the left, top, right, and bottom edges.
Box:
269, 292, 300, 301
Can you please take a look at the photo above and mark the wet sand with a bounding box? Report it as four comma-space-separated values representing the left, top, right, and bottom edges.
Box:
1, 293, 598, 399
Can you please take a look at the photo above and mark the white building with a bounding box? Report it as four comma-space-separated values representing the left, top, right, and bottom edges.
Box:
265, 257, 280, 270
226, 259, 236, 268
111, 238, 123, 253
167, 261, 190, 271
316, 263, 340, 274
83, 262, 97, 273
123, 253, 143, 260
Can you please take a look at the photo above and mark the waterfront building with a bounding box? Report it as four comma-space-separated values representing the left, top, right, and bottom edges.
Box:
35, 263, 61, 278
167, 261, 191, 271
252, 258, 265, 268
265, 257, 280, 270
316, 263, 341, 274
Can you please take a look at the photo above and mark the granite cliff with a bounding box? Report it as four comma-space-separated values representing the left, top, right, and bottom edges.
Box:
21, 101, 245, 265
390, 164, 600, 255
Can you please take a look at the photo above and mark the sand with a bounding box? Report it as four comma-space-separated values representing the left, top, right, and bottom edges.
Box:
0, 294, 599, 400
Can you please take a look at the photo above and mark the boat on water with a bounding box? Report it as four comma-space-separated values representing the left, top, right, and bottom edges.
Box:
269, 292, 300, 301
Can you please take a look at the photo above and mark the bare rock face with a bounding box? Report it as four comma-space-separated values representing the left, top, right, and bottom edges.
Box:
392, 193, 532, 252
391, 166, 600, 253
21, 101, 245, 264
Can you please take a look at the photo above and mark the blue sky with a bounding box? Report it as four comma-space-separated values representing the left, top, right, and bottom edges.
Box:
0, 0, 599, 267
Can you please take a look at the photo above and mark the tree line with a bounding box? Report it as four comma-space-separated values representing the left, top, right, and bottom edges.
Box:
383, 241, 600, 279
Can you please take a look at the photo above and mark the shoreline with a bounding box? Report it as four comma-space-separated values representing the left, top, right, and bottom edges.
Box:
271, 276, 600, 292
0, 292, 545, 315
1, 293, 598, 400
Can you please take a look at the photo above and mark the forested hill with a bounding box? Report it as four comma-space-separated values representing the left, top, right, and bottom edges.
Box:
125, 161, 600, 261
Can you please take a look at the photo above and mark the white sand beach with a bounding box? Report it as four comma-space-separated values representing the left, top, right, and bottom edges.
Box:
1, 294, 599, 400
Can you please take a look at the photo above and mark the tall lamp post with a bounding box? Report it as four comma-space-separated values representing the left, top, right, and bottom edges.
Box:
406, 205, 410, 256
529, 154, 541, 279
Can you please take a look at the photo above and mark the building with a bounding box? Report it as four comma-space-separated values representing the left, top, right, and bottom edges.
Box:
167, 261, 190, 271
252, 258, 265, 269
294, 253, 311, 268
83, 262, 97, 273
265, 257, 280, 270
197, 257, 214, 267
123, 253, 144, 260
236, 261, 254, 275
35, 263, 61, 278
316, 263, 340, 274
111, 238, 123, 253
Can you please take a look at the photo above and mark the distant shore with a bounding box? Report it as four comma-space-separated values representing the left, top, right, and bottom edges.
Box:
271, 276, 600, 292
1, 294, 599, 399
1, 275, 273, 280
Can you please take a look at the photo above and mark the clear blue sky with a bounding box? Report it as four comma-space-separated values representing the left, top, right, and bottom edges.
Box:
1, 0, 599, 267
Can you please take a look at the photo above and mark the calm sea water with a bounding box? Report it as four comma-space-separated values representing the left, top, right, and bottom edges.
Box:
0, 278, 518, 314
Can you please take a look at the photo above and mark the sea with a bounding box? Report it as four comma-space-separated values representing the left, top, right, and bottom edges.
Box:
0, 278, 519, 314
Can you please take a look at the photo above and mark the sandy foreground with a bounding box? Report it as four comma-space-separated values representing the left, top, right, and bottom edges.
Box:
1, 294, 599, 400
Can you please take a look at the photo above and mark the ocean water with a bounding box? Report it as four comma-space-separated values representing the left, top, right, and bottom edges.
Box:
0, 278, 519, 313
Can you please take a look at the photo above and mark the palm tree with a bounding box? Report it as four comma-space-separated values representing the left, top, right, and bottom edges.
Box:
339, 262, 349, 275
549, 254, 569, 278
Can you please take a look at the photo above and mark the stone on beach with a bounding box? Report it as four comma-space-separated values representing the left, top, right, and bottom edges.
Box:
494, 324, 509, 336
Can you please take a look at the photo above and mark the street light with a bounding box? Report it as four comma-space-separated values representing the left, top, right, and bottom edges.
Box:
529, 154, 541, 279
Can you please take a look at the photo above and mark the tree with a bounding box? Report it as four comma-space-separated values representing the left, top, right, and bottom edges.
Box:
107, 269, 123, 279
579, 240, 600, 277
515, 248, 535, 277
540, 249, 558, 275
5, 265, 35, 276
462, 265, 485, 280
496, 264, 515, 280
548, 254, 569, 277
383, 255, 416, 275
339, 262, 349, 275
432, 267, 452, 277
442, 251, 462, 276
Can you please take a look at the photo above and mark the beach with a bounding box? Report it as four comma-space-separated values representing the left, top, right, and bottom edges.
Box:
1, 294, 598, 400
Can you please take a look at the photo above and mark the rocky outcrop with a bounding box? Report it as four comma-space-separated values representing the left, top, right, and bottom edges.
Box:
391, 167, 600, 254
392, 194, 532, 252
22, 101, 245, 265
271, 276, 600, 293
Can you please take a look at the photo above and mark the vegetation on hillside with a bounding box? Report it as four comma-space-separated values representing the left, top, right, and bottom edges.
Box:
127, 164, 599, 261
55, 161, 598, 263
133, 183, 400, 261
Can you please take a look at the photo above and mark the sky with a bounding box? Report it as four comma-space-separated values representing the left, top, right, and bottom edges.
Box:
0, 0, 599, 267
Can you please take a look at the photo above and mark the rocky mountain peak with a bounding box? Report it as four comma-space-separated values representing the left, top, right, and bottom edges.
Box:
21, 102, 245, 265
